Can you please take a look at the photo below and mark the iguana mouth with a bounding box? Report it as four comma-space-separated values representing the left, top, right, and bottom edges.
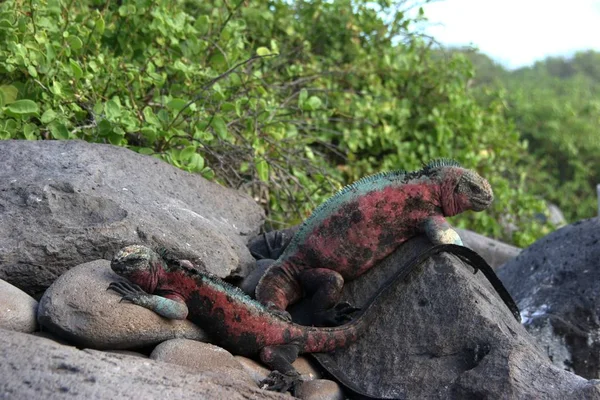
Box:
471, 197, 492, 211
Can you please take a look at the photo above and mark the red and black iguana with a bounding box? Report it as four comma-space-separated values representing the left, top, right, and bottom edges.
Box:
108, 243, 518, 395
253, 159, 498, 325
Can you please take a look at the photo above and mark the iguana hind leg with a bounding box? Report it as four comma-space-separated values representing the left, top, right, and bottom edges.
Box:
256, 265, 303, 317
259, 344, 302, 392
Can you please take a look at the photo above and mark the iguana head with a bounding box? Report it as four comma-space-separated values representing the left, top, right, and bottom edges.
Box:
441, 168, 493, 216
111, 245, 163, 292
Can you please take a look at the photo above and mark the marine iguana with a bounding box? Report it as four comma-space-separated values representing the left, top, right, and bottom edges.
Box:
108, 243, 518, 395
255, 159, 495, 325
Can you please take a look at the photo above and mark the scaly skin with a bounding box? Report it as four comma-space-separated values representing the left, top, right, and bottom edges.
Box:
255, 159, 494, 325
109, 243, 517, 395
109, 245, 370, 392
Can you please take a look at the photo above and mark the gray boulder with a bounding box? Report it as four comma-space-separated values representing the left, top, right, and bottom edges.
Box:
498, 217, 600, 379
150, 339, 256, 387
0, 278, 38, 332
38, 259, 207, 349
316, 236, 597, 399
0, 140, 264, 298
0, 329, 287, 400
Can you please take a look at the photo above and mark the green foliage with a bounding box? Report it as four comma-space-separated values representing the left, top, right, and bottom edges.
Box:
0, 0, 549, 246
461, 49, 600, 224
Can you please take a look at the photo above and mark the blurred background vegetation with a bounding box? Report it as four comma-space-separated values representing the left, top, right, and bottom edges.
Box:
0, 0, 597, 247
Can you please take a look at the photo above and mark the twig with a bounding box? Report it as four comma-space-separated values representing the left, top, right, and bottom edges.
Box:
167, 54, 276, 129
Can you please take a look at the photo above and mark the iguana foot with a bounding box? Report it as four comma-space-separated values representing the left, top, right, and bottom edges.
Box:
107, 281, 149, 303
313, 302, 361, 326
248, 228, 298, 260
259, 370, 301, 392
265, 302, 293, 322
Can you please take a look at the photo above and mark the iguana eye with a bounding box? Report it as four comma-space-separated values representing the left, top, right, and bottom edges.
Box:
469, 183, 482, 194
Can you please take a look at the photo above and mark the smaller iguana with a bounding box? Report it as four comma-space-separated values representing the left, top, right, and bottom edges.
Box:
108, 243, 517, 395
255, 159, 495, 325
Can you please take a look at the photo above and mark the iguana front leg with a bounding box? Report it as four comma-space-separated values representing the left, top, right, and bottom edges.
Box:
107, 281, 189, 320
422, 215, 464, 245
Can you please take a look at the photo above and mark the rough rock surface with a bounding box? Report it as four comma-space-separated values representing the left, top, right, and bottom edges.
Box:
150, 339, 256, 387
455, 228, 521, 269
310, 236, 597, 399
0, 278, 38, 332
0, 140, 265, 298
0, 329, 287, 400
498, 218, 600, 379
38, 259, 207, 349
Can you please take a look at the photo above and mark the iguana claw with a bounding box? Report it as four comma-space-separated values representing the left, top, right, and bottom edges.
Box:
249, 229, 295, 260
265, 302, 293, 322
313, 301, 361, 326
259, 370, 301, 392
107, 281, 148, 303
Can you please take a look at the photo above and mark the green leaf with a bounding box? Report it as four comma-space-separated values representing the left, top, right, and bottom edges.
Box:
95, 16, 105, 34
140, 127, 157, 142
0, 85, 18, 106
189, 153, 205, 171
108, 131, 124, 145
97, 119, 112, 136
209, 52, 226, 70
69, 59, 83, 79
5, 100, 40, 118
194, 15, 210, 35
211, 116, 227, 139
40, 109, 57, 124
104, 100, 121, 120
49, 122, 69, 139
255, 158, 269, 182
180, 145, 197, 160
305, 96, 322, 111
199, 166, 213, 180
51, 81, 63, 96
23, 123, 39, 140
167, 98, 188, 111
137, 147, 154, 155
142, 107, 161, 126
0, 19, 13, 28
256, 47, 271, 56
67, 36, 83, 50
27, 65, 38, 78
3, 119, 17, 133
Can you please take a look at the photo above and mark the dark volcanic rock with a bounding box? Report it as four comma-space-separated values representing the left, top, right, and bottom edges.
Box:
317, 236, 596, 399
0, 140, 264, 298
0, 329, 287, 400
498, 217, 600, 379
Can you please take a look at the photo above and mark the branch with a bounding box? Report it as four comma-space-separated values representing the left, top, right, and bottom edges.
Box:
167, 53, 276, 129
